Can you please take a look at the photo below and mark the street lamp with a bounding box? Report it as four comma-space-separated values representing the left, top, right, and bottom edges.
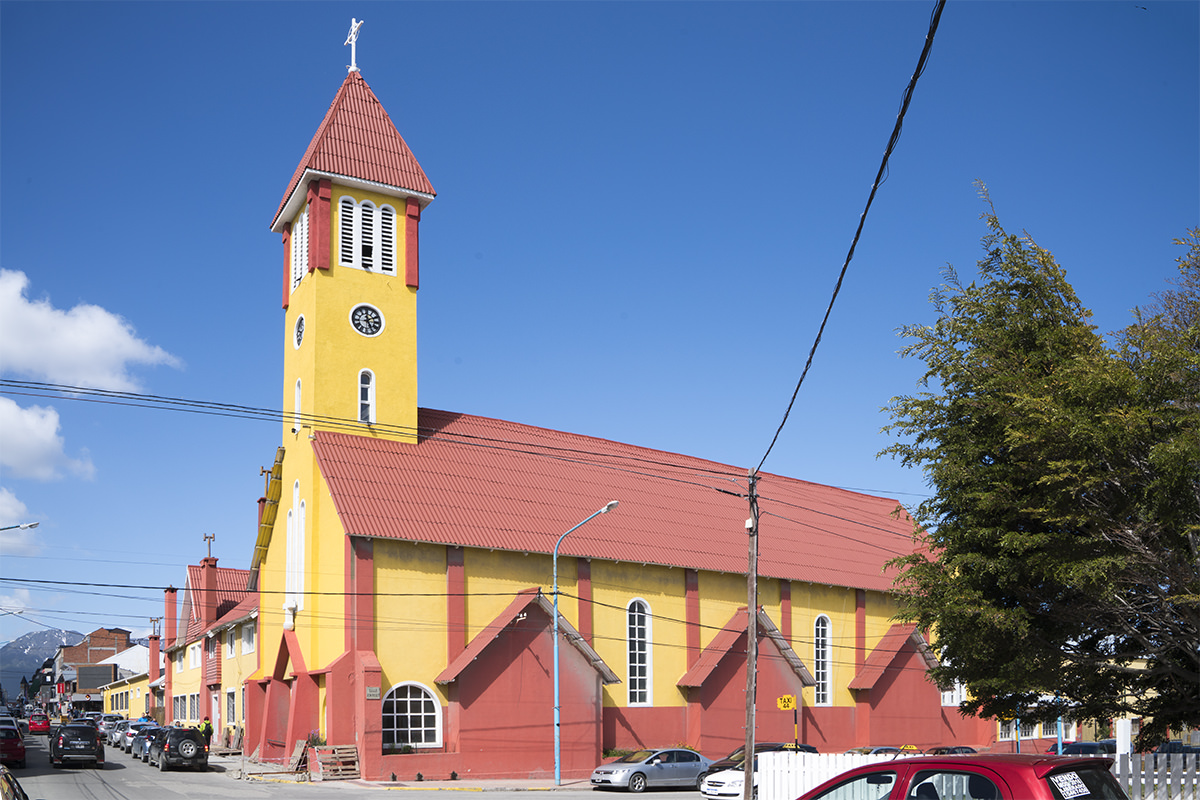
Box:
0, 522, 39, 531
553, 500, 618, 786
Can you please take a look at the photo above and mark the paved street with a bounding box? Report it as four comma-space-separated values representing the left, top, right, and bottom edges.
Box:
12, 734, 669, 800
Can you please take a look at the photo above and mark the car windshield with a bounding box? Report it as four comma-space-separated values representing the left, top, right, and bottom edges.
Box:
616, 750, 657, 763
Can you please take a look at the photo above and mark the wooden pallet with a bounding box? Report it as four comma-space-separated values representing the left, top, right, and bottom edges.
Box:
312, 745, 359, 781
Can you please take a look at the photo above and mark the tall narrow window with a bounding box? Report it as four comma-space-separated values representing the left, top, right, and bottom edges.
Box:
286, 481, 306, 611
380, 206, 395, 273
814, 615, 831, 706
360, 201, 375, 269
290, 207, 309, 290
339, 196, 355, 265
293, 379, 302, 431
381, 683, 442, 750
359, 369, 376, 424
627, 599, 651, 705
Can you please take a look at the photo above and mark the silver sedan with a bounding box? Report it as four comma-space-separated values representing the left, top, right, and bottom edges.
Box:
591, 748, 715, 793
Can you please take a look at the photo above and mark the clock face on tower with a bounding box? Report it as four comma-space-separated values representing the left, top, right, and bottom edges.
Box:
294, 315, 305, 349
350, 304, 384, 337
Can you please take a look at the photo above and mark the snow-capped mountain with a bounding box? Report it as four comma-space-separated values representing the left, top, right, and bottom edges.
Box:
0, 629, 83, 701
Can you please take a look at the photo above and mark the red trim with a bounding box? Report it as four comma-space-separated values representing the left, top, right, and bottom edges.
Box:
854, 589, 869, 744
780, 580, 792, 642
405, 197, 420, 288
685, 569, 699, 667
447, 546, 465, 662
346, 537, 374, 652
281, 223, 292, 310
576, 559, 592, 644
307, 179, 332, 271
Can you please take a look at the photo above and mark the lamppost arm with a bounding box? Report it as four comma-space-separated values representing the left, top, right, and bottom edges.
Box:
553, 500, 618, 786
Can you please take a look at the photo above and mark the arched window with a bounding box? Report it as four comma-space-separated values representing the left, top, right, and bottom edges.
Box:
381, 682, 441, 750
286, 481, 305, 611
627, 599, 652, 705
359, 369, 376, 424
339, 196, 397, 275
814, 615, 831, 706
290, 207, 309, 290
293, 378, 302, 432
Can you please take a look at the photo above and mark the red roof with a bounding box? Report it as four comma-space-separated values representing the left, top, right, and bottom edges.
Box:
847, 623, 938, 690
272, 70, 435, 230
311, 409, 919, 593
177, 564, 252, 646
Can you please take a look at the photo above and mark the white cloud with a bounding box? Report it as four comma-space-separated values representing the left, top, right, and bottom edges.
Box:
0, 488, 41, 557
0, 586, 33, 619
0, 398, 94, 481
0, 269, 181, 392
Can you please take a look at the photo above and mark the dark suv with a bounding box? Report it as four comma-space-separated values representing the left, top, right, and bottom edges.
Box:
49, 723, 104, 769
147, 727, 207, 771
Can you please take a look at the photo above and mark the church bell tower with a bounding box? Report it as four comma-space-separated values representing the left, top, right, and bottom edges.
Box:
270, 22, 435, 446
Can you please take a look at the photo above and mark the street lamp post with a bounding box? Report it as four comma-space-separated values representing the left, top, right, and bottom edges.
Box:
0, 522, 39, 531
553, 500, 618, 786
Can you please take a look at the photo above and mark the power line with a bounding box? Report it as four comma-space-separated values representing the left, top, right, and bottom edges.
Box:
756, 0, 946, 474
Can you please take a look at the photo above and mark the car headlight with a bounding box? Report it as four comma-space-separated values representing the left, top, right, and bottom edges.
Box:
611, 768, 631, 778
727, 777, 745, 788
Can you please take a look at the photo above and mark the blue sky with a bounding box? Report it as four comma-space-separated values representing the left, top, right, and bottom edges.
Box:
0, 0, 1196, 646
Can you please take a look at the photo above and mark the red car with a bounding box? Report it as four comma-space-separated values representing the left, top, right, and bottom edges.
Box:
795, 753, 1127, 800
0, 729, 25, 769
25, 717, 48, 736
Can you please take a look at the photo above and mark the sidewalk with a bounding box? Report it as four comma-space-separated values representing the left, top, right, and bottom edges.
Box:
210, 752, 593, 790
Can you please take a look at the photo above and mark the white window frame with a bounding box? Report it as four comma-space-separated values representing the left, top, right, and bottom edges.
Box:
359, 369, 376, 424
286, 482, 306, 612
814, 615, 832, 706
174, 650, 184, 673
381, 681, 442, 749
941, 680, 967, 707
626, 598, 652, 706
226, 627, 237, 659
338, 195, 397, 274
290, 206, 309, 290
226, 688, 237, 725
242, 619, 256, 654
188, 643, 201, 670
293, 378, 302, 432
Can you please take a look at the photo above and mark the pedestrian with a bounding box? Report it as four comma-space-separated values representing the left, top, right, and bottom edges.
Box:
200, 716, 213, 747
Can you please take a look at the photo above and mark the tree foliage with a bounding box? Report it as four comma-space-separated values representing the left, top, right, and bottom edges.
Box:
882, 190, 1199, 746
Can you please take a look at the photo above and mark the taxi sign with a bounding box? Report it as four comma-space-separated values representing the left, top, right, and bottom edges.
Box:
777, 694, 796, 711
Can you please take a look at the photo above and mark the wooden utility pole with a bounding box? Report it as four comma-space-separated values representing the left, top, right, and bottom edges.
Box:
743, 470, 760, 796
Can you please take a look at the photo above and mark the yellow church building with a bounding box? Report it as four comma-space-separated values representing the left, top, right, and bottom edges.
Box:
234, 40, 997, 782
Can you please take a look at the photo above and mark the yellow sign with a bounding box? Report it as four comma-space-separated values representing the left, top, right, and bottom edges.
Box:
777, 694, 796, 711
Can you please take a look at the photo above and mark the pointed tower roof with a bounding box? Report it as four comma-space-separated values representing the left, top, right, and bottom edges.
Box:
271, 70, 435, 232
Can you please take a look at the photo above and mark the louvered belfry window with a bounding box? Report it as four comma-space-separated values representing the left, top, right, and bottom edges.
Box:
339, 194, 396, 274
290, 208, 309, 290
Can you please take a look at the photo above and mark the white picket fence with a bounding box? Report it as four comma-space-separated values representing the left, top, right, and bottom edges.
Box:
755, 752, 1200, 800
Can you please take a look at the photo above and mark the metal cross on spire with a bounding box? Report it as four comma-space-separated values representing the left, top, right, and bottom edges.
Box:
345, 18, 364, 73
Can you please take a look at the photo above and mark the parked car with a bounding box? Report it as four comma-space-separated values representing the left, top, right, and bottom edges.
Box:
0, 730, 25, 770
98, 714, 123, 738
924, 746, 977, 755
147, 727, 208, 772
591, 748, 715, 792
794, 753, 1127, 800
132, 726, 161, 762
24, 717, 47, 737
700, 743, 818, 784
49, 722, 104, 769
844, 746, 905, 756
0, 764, 28, 800
107, 719, 128, 747
122, 721, 155, 753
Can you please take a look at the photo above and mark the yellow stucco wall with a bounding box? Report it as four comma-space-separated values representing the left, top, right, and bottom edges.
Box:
375, 540, 453, 702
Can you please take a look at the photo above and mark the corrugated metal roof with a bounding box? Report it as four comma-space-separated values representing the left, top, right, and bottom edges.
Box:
312, 409, 920, 594
272, 70, 435, 230
178, 564, 252, 646
847, 623, 938, 690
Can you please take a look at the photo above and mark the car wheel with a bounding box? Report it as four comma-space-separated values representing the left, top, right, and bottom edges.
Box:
628, 773, 647, 793
178, 739, 198, 759
696, 774, 707, 791
158, 754, 169, 771
17, 759, 25, 769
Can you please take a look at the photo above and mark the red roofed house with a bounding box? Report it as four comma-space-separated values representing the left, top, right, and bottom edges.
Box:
240, 48, 997, 781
